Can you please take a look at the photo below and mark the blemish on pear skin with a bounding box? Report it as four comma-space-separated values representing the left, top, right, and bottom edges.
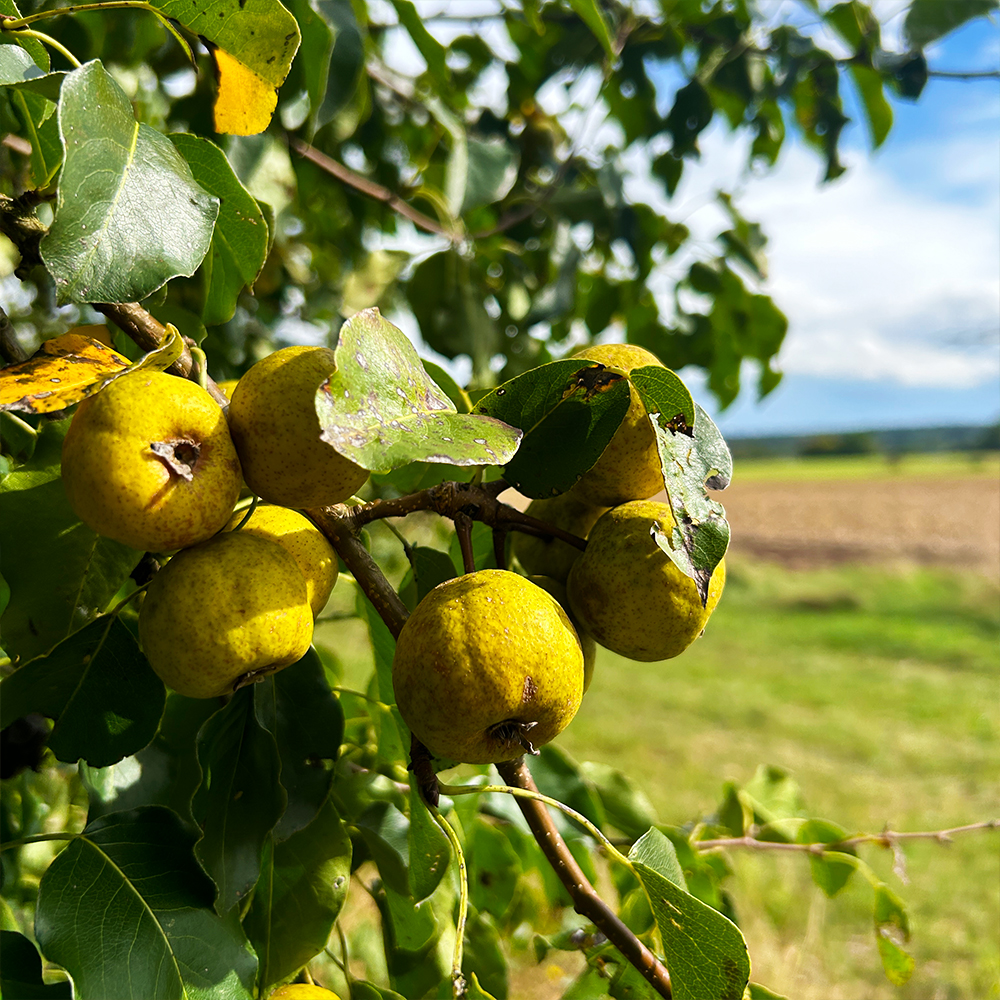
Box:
522, 675, 537, 704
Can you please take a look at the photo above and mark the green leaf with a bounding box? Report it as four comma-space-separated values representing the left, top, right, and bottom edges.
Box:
243, 795, 352, 991
192, 686, 287, 912
0, 45, 63, 99
849, 65, 892, 149
254, 648, 343, 840
643, 401, 731, 604
473, 358, 631, 499
421, 359, 472, 414
903, 0, 997, 49
0, 0, 48, 67
0, 615, 164, 766
314, 0, 365, 129
568, 0, 617, 61
579, 762, 659, 841
315, 308, 521, 473
630, 846, 750, 1000
529, 745, 606, 836
797, 819, 856, 897
746, 984, 789, 1000
357, 800, 411, 897
35, 807, 257, 1000
467, 816, 522, 922
400, 544, 458, 611
0, 440, 141, 664
462, 137, 519, 213
0, 930, 72, 999
41, 61, 219, 305
168, 133, 269, 326
80, 692, 219, 823
665, 80, 713, 158
463, 913, 508, 999
408, 776, 451, 902
282, 0, 334, 127
389, 0, 449, 87
873, 882, 914, 985
742, 765, 802, 824
629, 827, 687, 891
0, 49, 63, 186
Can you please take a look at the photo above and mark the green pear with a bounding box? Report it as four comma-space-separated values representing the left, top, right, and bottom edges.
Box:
227, 345, 370, 508
568, 343, 666, 507
513, 493, 608, 583
61, 371, 242, 552
567, 500, 725, 662
138, 531, 313, 698
392, 570, 584, 764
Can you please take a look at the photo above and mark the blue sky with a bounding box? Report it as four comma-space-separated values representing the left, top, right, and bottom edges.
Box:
377, 2, 1000, 437
666, 10, 1000, 437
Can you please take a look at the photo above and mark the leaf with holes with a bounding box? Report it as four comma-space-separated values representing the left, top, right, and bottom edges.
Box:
473, 358, 631, 498
35, 807, 257, 999
643, 402, 731, 604
315, 308, 521, 473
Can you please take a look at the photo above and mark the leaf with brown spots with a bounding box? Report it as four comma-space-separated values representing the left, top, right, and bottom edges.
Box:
0, 326, 185, 415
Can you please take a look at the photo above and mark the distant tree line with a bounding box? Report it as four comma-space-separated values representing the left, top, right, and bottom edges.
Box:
729, 423, 1000, 460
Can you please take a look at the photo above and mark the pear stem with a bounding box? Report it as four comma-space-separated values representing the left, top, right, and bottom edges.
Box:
495, 758, 673, 999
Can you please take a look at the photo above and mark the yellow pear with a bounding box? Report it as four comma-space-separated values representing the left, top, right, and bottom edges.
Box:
227, 346, 370, 508
567, 500, 725, 662
216, 378, 239, 400
528, 576, 597, 693
225, 505, 338, 616
268, 986, 342, 1000
392, 570, 584, 764
61, 371, 242, 552
512, 493, 608, 583
568, 343, 665, 507
138, 531, 313, 698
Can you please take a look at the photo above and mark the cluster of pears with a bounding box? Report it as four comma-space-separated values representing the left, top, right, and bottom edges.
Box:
60, 347, 369, 698
393, 344, 725, 767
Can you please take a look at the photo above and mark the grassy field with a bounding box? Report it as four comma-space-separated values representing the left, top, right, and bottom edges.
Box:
727, 449, 1000, 482
558, 557, 1000, 999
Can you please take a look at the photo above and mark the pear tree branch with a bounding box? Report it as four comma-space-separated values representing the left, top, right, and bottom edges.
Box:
695, 819, 1000, 853
495, 757, 673, 999
341, 479, 588, 550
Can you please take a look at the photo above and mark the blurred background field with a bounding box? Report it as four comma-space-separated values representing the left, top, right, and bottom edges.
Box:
317, 447, 1000, 1000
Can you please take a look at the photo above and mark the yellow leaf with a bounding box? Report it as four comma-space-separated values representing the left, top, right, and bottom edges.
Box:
211, 46, 278, 136
0, 332, 131, 414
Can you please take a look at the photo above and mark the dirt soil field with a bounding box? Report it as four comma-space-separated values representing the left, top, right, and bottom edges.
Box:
711, 474, 1000, 577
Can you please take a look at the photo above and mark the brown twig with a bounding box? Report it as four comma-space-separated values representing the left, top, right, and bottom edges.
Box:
0, 306, 27, 364
289, 137, 457, 240
496, 758, 673, 999
694, 820, 1000, 854
454, 511, 475, 573
344, 480, 588, 550
307, 504, 410, 640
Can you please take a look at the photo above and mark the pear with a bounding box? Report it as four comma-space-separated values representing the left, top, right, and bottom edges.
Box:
225, 504, 338, 616
568, 343, 666, 507
227, 345, 370, 508
528, 575, 597, 693
512, 493, 608, 583
567, 500, 725, 662
268, 986, 342, 1000
392, 570, 584, 764
61, 371, 242, 552
138, 531, 313, 698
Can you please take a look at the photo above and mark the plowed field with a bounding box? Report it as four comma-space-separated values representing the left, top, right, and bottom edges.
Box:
711, 473, 1000, 577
